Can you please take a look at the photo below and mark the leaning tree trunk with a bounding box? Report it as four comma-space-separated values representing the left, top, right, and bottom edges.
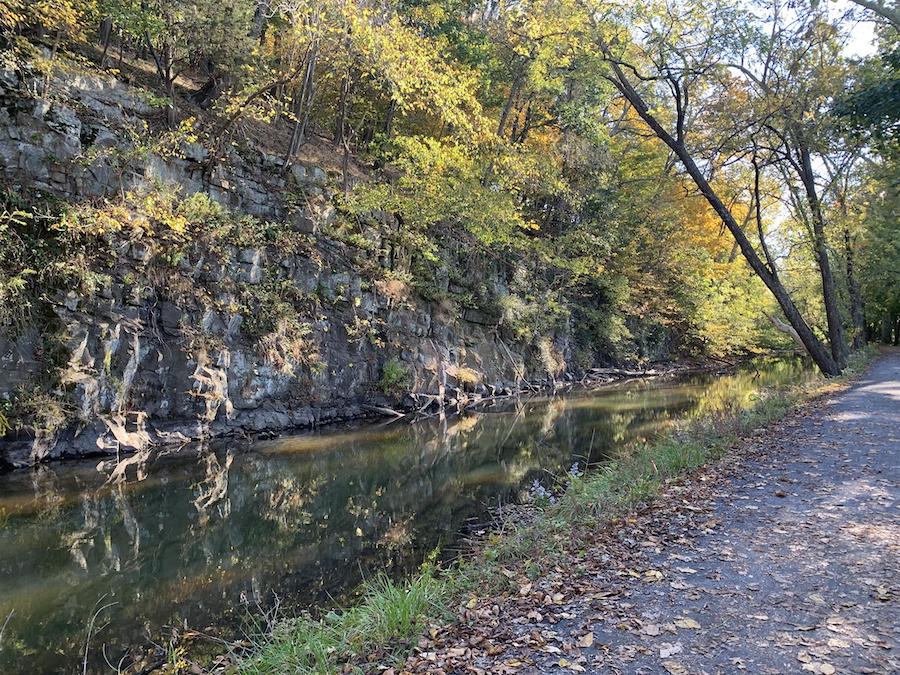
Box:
602, 54, 842, 376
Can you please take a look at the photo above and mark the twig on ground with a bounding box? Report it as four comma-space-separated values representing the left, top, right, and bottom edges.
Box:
101, 643, 129, 674
0, 609, 14, 648
83, 594, 118, 675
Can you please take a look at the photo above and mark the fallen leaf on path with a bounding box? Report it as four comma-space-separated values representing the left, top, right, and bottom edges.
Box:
660, 642, 683, 658
557, 658, 586, 672
674, 618, 701, 630
644, 569, 663, 582
874, 585, 891, 601
577, 633, 594, 648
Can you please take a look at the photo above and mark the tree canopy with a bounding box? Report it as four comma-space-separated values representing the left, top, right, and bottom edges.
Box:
3, 0, 898, 370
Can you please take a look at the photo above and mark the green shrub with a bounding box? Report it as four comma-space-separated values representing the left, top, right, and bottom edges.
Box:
379, 357, 408, 394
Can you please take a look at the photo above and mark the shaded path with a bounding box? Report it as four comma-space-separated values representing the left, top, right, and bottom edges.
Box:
405, 352, 899, 674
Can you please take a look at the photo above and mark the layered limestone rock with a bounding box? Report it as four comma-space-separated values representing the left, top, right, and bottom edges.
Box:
0, 59, 572, 469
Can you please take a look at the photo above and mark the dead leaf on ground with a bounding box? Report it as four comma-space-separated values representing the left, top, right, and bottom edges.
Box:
644, 569, 663, 582
557, 658, 586, 672
674, 618, 701, 630
659, 642, 683, 658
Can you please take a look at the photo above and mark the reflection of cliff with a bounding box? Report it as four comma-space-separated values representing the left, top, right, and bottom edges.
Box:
63, 486, 142, 574
193, 449, 234, 526
0, 363, 811, 673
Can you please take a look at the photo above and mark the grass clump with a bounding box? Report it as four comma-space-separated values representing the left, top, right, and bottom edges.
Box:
239, 572, 445, 674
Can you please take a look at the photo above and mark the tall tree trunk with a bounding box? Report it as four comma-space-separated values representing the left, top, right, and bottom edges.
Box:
146, 35, 177, 127
284, 44, 318, 165
602, 52, 841, 375
99, 17, 113, 68
843, 225, 866, 350
335, 67, 352, 193
384, 98, 397, 139
165, 76, 177, 127
42, 29, 62, 97
342, 136, 351, 198
251, 0, 271, 43
117, 31, 125, 69
727, 239, 740, 263
882, 312, 893, 344
497, 70, 523, 138
334, 70, 351, 143
797, 144, 848, 368
481, 70, 524, 187
516, 98, 535, 143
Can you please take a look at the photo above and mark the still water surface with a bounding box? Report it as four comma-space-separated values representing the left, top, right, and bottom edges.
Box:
0, 359, 813, 673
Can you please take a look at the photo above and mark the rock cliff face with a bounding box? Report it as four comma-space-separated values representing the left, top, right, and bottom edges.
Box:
0, 60, 575, 469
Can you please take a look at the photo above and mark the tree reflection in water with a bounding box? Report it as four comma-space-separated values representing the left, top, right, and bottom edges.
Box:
0, 359, 812, 673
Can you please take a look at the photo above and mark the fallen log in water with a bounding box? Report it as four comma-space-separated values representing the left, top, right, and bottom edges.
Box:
588, 367, 662, 378
362, 404, 406, 418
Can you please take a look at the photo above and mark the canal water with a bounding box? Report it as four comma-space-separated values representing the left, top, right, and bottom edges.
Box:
0, 359, 812, 673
